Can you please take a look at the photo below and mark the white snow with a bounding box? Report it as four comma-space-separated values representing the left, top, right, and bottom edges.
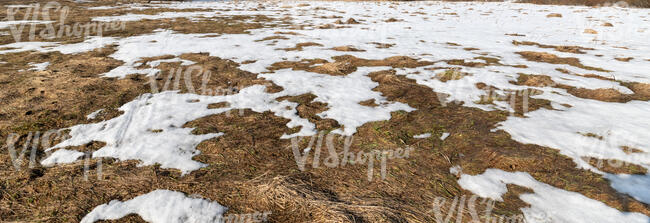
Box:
81, 189, 227, 223
86, 109, 104, 120
413, 133, 431, 139
260, 67, 414, 136
41, 85, 317, 174
458, 169, 650, 223
606, 174, 650, 204
27, 62, 49, 71
449, 165, 462, 175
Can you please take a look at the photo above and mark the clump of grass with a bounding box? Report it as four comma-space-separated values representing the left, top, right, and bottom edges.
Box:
435, 68, 470, 82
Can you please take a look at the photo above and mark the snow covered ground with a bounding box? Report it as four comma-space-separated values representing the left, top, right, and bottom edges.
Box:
2, 0, 649, 222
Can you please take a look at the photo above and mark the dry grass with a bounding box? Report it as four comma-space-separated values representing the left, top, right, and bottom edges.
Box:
1, 0, 649, 222
269, 55, 434, 76
512, 40, 594, 54
516, 0, 650, 7
516, 51, 609, 72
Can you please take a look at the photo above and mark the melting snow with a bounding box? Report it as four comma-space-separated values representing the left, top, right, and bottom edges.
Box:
27, 62, 49, 71
86, 109, 104, 120
42, 85, 316, 174
81, 189, 226, 223
458, 169, 650, 223
413, 133, 431, 139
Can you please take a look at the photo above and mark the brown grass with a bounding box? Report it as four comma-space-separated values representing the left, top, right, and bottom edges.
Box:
2, 1, 649, 222
268, 55, 434, 76
512, 40, 594, 54
582, 157, 648, 175
516, 0, 650, 8
516, 51, 609, 72
330, 46, 366, 52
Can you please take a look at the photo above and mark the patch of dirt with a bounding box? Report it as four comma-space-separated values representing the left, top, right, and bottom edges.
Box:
546, 13, 563, 17
476, 82, 552, 116
515, 73, 556, 87
255, 35, 290, 42
443, 56, 526, 68
436, 69, 472, 82
516, 51, 609, 72
566, 88, 627, 102
621, 146, 645, 154
2, 1, 649, 222
615, 57, 633, 62
334, 18, 360, 25
0, 5, 280, 46
268, 55, 434, 76
369, 42, 395, 49
512, 40, 594, 54
276, 93, 340, 131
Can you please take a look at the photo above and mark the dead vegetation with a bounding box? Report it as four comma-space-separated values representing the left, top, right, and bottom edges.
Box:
546, 13, 563, 17
269, 55, 434, 76
1, 1, 649, 222
517, 0, 650, 8
435, 68, 472, 82
513, 73, 650, 103
512, 40, 594, 54
582, 157, 648, 175
517, 51, 609, 72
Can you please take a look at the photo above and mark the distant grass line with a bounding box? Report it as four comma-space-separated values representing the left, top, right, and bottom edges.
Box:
314, 0, 649, 8
515, 0, 649, 7
433, 0, 648, 7
146, 0, 650, 7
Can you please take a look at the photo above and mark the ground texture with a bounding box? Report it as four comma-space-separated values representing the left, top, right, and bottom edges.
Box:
0, 0, 649, 222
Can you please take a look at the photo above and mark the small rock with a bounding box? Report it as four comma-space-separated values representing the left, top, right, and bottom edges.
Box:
546, 13, 562, 18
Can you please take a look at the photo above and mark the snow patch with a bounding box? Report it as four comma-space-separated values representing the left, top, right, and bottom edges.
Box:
458, 169, 650, 223
81, 189, 226, 223
28, 62, 49, 71
440, 132, 450, 141
413, 133, 431, 139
